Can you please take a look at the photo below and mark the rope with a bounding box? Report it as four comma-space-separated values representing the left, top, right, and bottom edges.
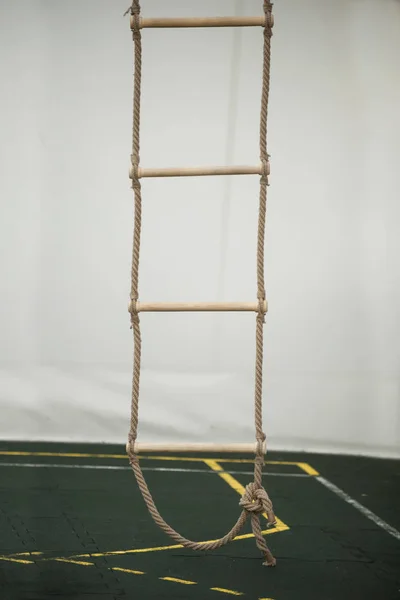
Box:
126, 0, 276, 566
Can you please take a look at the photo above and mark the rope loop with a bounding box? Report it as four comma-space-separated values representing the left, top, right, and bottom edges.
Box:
132, 18, 141, 40
263, 2, 274, 34
256, 432, 266, 455
257, 295, 266, 324
128, 299, 140, 329
130, 1, 141, 40
130, 155, 141, 190
260, 157, 270, 186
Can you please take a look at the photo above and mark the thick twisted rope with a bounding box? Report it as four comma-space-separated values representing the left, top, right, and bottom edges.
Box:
126, 0, 276, 566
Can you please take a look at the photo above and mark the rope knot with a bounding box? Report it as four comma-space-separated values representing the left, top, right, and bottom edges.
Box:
256, 433, 266, 456
257, 296, 266, 324
126, 439, 137, 459
128, 299, 140, 328
263, 2, 274, 33
260, 157, 270, 185
128, 1, 141, 39
124, 1, 140, 17
130, 156, 141, 190
129, 0, 140, 15
239, 482, 273, 516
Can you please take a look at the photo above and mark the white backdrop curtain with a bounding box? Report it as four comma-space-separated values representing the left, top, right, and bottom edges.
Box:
1, 0, 399, 457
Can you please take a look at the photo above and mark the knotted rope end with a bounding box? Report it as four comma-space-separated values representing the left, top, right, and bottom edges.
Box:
262, 555, 277, 567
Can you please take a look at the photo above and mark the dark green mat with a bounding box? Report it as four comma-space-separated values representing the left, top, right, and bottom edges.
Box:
1, 441, 399, 599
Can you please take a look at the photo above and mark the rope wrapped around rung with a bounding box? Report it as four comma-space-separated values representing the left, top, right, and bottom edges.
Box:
125, 0, 276, 567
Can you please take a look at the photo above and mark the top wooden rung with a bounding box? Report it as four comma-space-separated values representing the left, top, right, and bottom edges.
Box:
131, 16, 269, 29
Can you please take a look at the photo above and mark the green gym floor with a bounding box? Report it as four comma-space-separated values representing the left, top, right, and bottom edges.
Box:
0, 442, 399, 600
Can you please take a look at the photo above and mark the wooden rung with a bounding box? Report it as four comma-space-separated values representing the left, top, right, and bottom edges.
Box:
132, 301, 268, 313
127, 441, 267, 454
130, 165, 266, 179
133, 16, 266, 29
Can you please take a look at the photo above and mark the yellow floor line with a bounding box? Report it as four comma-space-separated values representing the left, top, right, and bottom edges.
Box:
111, 566, 145, 575
216, 458, 287, 465
0, 449, 296, 566
0, 548, 271, 597
160, 576, 197, 585
210, 587, 244, 596
58, 525, 281, 561
0, 556, 34, 565
2, 464, 289, 566
296, 462, 319, 476
1, 528, 278, 564
0, 449, 317, 473
70, 543, 183, 558
6, 551, 43, 557
0, 451, 202, 462
53, 558, 94, 566
2, 525, 288, 565
0, 451, 129, 460
204, 459, 290, 532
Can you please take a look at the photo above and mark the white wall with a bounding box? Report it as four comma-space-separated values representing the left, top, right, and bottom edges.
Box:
1, 0, 399, 457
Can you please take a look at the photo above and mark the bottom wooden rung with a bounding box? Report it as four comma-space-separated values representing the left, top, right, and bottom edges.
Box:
127, 442, 267, 454
133, 301, 268, 313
